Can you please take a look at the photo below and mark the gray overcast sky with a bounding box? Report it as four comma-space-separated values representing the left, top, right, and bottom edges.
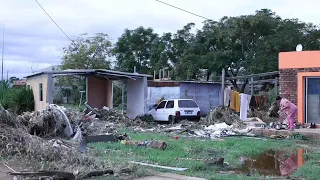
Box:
0, 0, 319, 78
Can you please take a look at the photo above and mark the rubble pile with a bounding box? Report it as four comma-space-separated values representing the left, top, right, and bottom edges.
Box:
249, 110, 278, 124
0, 105, 18, 127
16, 104, 73, 137
131, 108, 253, 139
201, 106, 247, 129
99, 109, 153, 128
0, 117, 110, 178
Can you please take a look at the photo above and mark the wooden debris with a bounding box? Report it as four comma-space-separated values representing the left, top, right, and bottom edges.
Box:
8, 171, 75, 180
81, 169, 114, 179
130, 161, 188, 171
3, 162, 17, 172
146, 140, 167, 150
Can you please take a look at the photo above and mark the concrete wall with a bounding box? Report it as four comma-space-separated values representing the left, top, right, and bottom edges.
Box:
87, 76, 113, 109
26, 74, 52, 110
147, 86, 180, 107
127, 77, 148, 119
180, 83, 222, 115
147, 83, 222, 115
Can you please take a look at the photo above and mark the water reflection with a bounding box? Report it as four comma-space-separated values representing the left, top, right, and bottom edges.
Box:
237, 148, 305, 176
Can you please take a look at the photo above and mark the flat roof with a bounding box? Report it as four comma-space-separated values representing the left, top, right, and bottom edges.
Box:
25, 69, 152, 80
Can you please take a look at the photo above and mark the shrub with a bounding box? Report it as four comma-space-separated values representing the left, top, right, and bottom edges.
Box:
0, 81, 34, 114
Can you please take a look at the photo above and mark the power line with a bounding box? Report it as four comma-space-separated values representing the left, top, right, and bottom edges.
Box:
34, 0, 74, 43
155, 0, 211, 20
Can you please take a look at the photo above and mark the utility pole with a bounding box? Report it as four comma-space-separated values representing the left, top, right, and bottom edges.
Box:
1, 27, 4, 82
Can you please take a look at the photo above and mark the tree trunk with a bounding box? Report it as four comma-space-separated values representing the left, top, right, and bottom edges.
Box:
240, 79, 248, 93
206, 71, 211, 81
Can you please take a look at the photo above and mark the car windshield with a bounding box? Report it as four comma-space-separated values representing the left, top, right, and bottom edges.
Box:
178, 100, 198, 108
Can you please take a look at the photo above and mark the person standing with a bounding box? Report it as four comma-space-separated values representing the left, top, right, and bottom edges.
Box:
276, 96, 298, 131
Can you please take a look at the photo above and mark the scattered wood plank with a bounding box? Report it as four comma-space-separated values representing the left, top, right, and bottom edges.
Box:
8, 171, 75, 179
129, 161, 188, 171
81, 169, 114, 179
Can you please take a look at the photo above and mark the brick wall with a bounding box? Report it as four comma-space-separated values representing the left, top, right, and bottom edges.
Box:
279, 67, 320, 105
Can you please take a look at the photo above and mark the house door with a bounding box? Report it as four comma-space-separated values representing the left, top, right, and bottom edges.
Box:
305, 77, 320, 124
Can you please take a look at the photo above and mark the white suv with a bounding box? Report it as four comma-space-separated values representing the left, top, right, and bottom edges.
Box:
148, 99, 201, 123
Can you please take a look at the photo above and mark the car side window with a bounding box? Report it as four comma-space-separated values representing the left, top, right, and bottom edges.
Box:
165, 101, 174, 108
157, 101, 167, 109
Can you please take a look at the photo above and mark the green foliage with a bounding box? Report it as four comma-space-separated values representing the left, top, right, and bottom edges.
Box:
294, 152, 320, 180
113, 27, 159, 74
113, 82, 127, 108
61, 33, 113, 70
58, 33, 112, 102
112, 9, 320, 92
0, 81, 34, 114
290, 133, 307, 140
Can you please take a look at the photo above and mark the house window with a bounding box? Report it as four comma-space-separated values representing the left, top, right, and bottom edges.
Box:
305, 77, 320, 124
39, 83, 43, 101
157, 101, 167, 109
165, 101, 174, 108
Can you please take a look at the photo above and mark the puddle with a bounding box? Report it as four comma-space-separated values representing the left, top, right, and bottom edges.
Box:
236, 148, 305, 176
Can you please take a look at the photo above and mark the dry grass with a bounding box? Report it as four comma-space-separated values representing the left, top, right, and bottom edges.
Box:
0, 106, 117, 179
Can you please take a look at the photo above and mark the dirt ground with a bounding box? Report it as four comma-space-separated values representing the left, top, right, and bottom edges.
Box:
0, 164, 11, 180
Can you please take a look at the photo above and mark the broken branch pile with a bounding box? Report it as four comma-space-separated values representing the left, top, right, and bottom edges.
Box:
0, 110, 113, 179
201, 106, 246, 129
17, 104, 73, 137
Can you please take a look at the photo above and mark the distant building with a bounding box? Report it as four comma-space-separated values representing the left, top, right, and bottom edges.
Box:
13, 79, 26, 88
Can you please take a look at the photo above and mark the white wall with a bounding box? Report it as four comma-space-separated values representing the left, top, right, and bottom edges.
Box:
147, 86, 180, 108
127, 77, 148, 119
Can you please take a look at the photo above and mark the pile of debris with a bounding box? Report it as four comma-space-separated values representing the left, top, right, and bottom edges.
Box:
130, 107, 254, 139
201, 106, 247, 129
0, 104, 139, 179
16, 104, 73, 137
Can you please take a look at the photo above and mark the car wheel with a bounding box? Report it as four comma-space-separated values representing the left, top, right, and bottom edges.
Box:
168, 115, 175, 124
195, 117, 201, 122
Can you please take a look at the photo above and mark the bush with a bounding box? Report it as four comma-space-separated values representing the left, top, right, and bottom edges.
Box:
0, 81, 34, 114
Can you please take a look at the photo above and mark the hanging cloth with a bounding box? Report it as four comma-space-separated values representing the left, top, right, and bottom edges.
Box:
231, 91, 236, 111
246, 94, 252, 111
240, 93, 248, 120
249, 95, 256, 111
224, 88, 231, 107
235, 91, 241, 113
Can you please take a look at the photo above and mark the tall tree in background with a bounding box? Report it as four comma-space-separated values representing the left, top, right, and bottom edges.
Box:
61, 33, 113, 70
56, 9, 320, 95
113, 27, 158, 74
57, 33, 113, 103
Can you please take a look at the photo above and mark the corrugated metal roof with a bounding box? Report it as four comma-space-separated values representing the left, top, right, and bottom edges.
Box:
24, 69, 152, 79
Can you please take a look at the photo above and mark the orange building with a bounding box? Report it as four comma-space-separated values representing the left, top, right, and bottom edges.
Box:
279, 51, 320, 126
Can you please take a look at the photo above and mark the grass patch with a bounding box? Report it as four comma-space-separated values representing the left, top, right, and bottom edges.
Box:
89, 132, 300, 179
293, 151, 320, 180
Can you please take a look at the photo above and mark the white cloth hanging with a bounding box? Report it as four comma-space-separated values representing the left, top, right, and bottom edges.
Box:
247, 94, 252, 110
240, 93, 248, 120
224, 87, 231, 107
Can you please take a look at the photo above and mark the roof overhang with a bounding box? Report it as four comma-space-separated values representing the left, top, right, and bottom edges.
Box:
24, 69, 152, 80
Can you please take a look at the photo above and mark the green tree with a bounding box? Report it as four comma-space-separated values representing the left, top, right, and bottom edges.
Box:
61, 33, 113, 70
9, 77, 19, 83
113, 27, 159, 74
170, 23, 197, 80
58, 33, 113, 104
